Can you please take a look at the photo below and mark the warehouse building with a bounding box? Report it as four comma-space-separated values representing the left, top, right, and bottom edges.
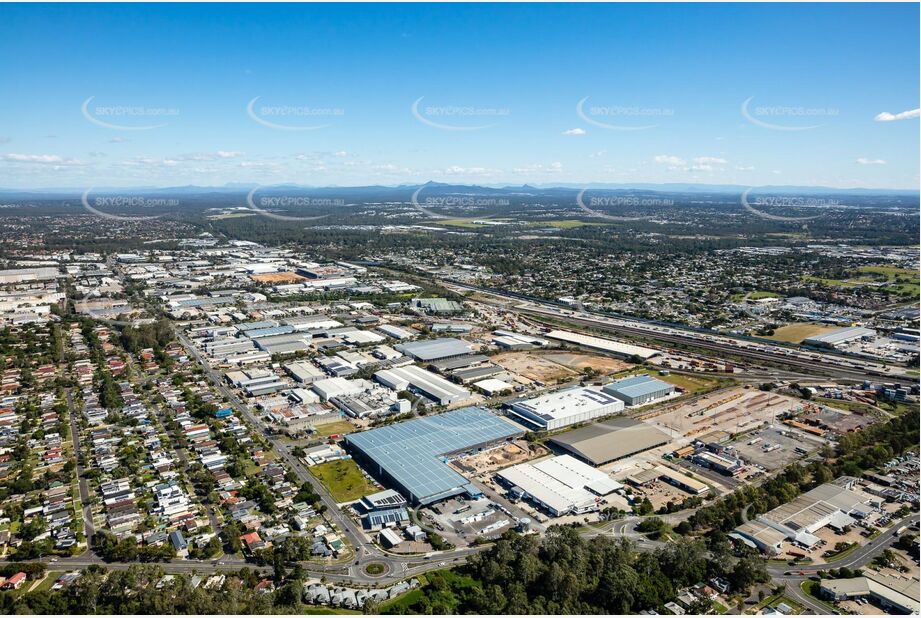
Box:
283, 315, 344, 332
344, 407, 523, 505
625, 465, 709, 496
545, 329, 658, 360
804, 326, 876, 348
491, 330, 549, 350
411, 298, 464, 314
284, 360, 326, 384
312, 377, 370, 402
819, 573, 920, 614
374, 365, 471, 405
731, 479, 876, 554
507, 386, 624, 431
603, 374, 675, 406
548, 417, 671, 466
496, 455, 622, 516
394, 338, 473, 362
376, 324, 416, 340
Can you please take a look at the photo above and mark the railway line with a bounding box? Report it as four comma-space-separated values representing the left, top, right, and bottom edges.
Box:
442, 280, 910, 383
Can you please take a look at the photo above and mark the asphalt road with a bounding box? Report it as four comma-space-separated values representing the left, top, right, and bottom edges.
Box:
65, 389, 95, 547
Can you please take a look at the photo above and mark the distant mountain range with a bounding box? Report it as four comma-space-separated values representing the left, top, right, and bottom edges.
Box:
0, 181, 917, 199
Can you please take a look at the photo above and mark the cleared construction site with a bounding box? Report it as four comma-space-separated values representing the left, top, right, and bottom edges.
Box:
639, 386, 801, 444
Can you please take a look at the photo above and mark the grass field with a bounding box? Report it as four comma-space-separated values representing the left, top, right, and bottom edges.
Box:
804, 265, 919, 298
535, 219, 610, 229
438, 217, 513, 228
731, 290, 782, 301
610, 366, 719, 396
309, 459, 379, 503
765, 323, 839, 343
313, 420, 355, 438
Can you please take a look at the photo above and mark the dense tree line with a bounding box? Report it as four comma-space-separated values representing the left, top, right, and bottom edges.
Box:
386, 526, 766, 614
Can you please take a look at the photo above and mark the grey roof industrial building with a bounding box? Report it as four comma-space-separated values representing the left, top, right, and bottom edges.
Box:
603, 374, 675, 406
804, 326, 876, 348
548, 417, 672, 466
394, 338, 473, 362
731, 479, 875, 554
344, 407, 523, 505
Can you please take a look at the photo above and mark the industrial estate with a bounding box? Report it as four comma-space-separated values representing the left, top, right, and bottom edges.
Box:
0, 2, 918, 616
0, 226, 916, 616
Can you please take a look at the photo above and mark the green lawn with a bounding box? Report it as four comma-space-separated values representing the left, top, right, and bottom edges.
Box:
765, 323, 839, 344
308, 459, 379, 503
537, 219, 610, 229
800, 580, 840, 613
438, 217, 513, 228
313, 420, 355, 438
804, 265, 919, 298
732, 290, 783, 301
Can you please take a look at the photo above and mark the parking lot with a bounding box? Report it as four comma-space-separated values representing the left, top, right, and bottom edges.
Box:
727, 426, 824, 472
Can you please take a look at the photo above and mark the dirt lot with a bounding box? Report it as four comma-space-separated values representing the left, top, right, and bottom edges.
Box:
492, 351, 629, 384
542, 352, 631, 374
250, 271, 307, 283
644, 386, 804, 442
632, 478, 698, 511
493, 351, 577, 383
453, 440, 548, 475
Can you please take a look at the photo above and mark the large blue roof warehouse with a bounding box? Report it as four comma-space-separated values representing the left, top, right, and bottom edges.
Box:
344, 407, 523, 505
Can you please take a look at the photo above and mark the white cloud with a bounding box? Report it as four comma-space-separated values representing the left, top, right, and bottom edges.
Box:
589, 150, 606, 158
333, 151, 348, 157
856, 158, 886, 165
440, 166, 500, 177
735, 165, 755, 171
512, 162, 563, 174
874, 108, 920, 122
562, 128, 586, 136
108, 137, 129, 143
653, 155, 686, 166
216, 150, 243, 159
2, 153, 83, 165
693, 156, 728, 165
688, 164, 714, 172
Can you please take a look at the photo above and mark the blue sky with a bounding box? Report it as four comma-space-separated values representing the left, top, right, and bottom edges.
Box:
0, 3, 918, 189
